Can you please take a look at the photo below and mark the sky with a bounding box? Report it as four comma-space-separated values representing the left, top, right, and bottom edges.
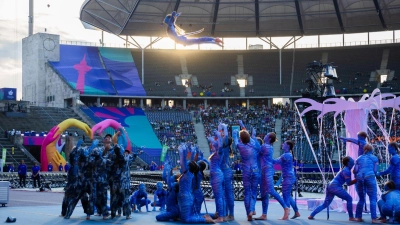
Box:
0, 0, 399, 100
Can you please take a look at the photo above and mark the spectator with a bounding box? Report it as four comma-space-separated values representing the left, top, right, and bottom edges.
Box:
18, 160, 27, 188
32, 162, 41, 188
7, 163, 14, 172
58, 163, 63, 172
64, 162, 70, 173
48, 162, 53, 172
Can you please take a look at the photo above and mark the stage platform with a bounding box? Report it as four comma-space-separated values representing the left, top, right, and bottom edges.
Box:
0, 189, 377, 225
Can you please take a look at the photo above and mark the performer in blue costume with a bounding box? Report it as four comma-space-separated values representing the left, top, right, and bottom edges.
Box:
218, 123, 235, 221
377, 180, 400, 223
354, 144, 381, 223
192, 144, 208, 216
340, 131, 368, 157
233, 125, 261, 221
377, 142, 400, 190
208, 131, 226, 222
152, 182, 167, 211
113, 129, 137, 219
274, 140, 300, 219
308, 156, 357, 221
63, 139, 98, 219
130, 183, 151, 213
256, 132, 290, 220
156, 158, 180, 221
164, 11, 224, 47
177, 144, 214, 223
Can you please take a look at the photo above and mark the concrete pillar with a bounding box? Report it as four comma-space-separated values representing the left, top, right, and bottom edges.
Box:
204, 99, 207, 109
140, 99, 144, 108
183, 99, 186, 109
97, 97, 101, 107
247, 99, 250, 110
118, 98, 122, 107
161, 99, 165, 108
268, 99, 271, 108
225, 99, 228, 109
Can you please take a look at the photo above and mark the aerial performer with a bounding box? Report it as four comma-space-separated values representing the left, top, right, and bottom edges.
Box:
156, 158, 180, 221
257, 132, 290, 220
377, 142, 400, 190
354, 144, 381, 223
377, 180, 400, 223
274, 140, 300, 219
208, 131, 226, 222
164, 11, 224, 47
233, 125, 261, 221
218, 123, 235, 221
308, 156, 357, 221
177, 144, 215, 223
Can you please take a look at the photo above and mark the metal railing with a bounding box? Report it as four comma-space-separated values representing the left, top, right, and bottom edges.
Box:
60, 37, 400, 50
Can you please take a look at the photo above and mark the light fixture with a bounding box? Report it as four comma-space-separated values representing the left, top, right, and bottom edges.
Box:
380, 75, 387, 83
237, 79, 247, 88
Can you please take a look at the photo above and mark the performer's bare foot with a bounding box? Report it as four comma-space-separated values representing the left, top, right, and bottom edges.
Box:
380, 218, 387, 223
204, 214, 216, 224
254, 214, 267, 220
356, 218, 364, 222
372, 219, 382, 224
212, 212, 219, 219
225, 215, 235, 221
247, 212, 253, 221
214, 217, 224, 223
86, 216, 90, 220
291, 212, 300, 219
349, 218, 358, 222
103, 215, 110, 220
280, 208, 290, 220
215, 38, 224, 47
308, 216, 314, 220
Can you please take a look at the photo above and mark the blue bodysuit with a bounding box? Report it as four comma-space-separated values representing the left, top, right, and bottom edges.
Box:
164, 11, 222, 47
219, 124, 234, 218
208, 133, 225, 218
378, 150, 400, 191
274, 151, 299, 214
156, 160, 180, 221
310, 158, 355, 219
354, 151, 379, 220
259, 138, 287, 214
233, 130, 261, 216
177, 144, 207, 223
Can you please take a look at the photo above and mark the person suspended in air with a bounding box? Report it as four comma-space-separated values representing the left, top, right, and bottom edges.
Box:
164, 11, 224, 47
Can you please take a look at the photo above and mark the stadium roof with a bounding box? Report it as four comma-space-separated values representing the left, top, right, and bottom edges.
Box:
80, 0, 400, 38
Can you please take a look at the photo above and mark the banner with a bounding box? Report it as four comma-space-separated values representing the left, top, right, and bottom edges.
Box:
0, 88, 17, 101
2, 148, 6, 165
160, 145, 168, 162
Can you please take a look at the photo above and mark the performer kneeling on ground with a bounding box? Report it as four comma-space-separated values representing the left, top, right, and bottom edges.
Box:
308, 156, 357, 221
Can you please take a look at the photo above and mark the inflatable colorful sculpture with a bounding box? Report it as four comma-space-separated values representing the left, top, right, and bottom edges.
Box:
40, 118, 92, 171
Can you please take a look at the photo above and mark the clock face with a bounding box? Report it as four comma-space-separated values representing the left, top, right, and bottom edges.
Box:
43, 38, 56, 51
